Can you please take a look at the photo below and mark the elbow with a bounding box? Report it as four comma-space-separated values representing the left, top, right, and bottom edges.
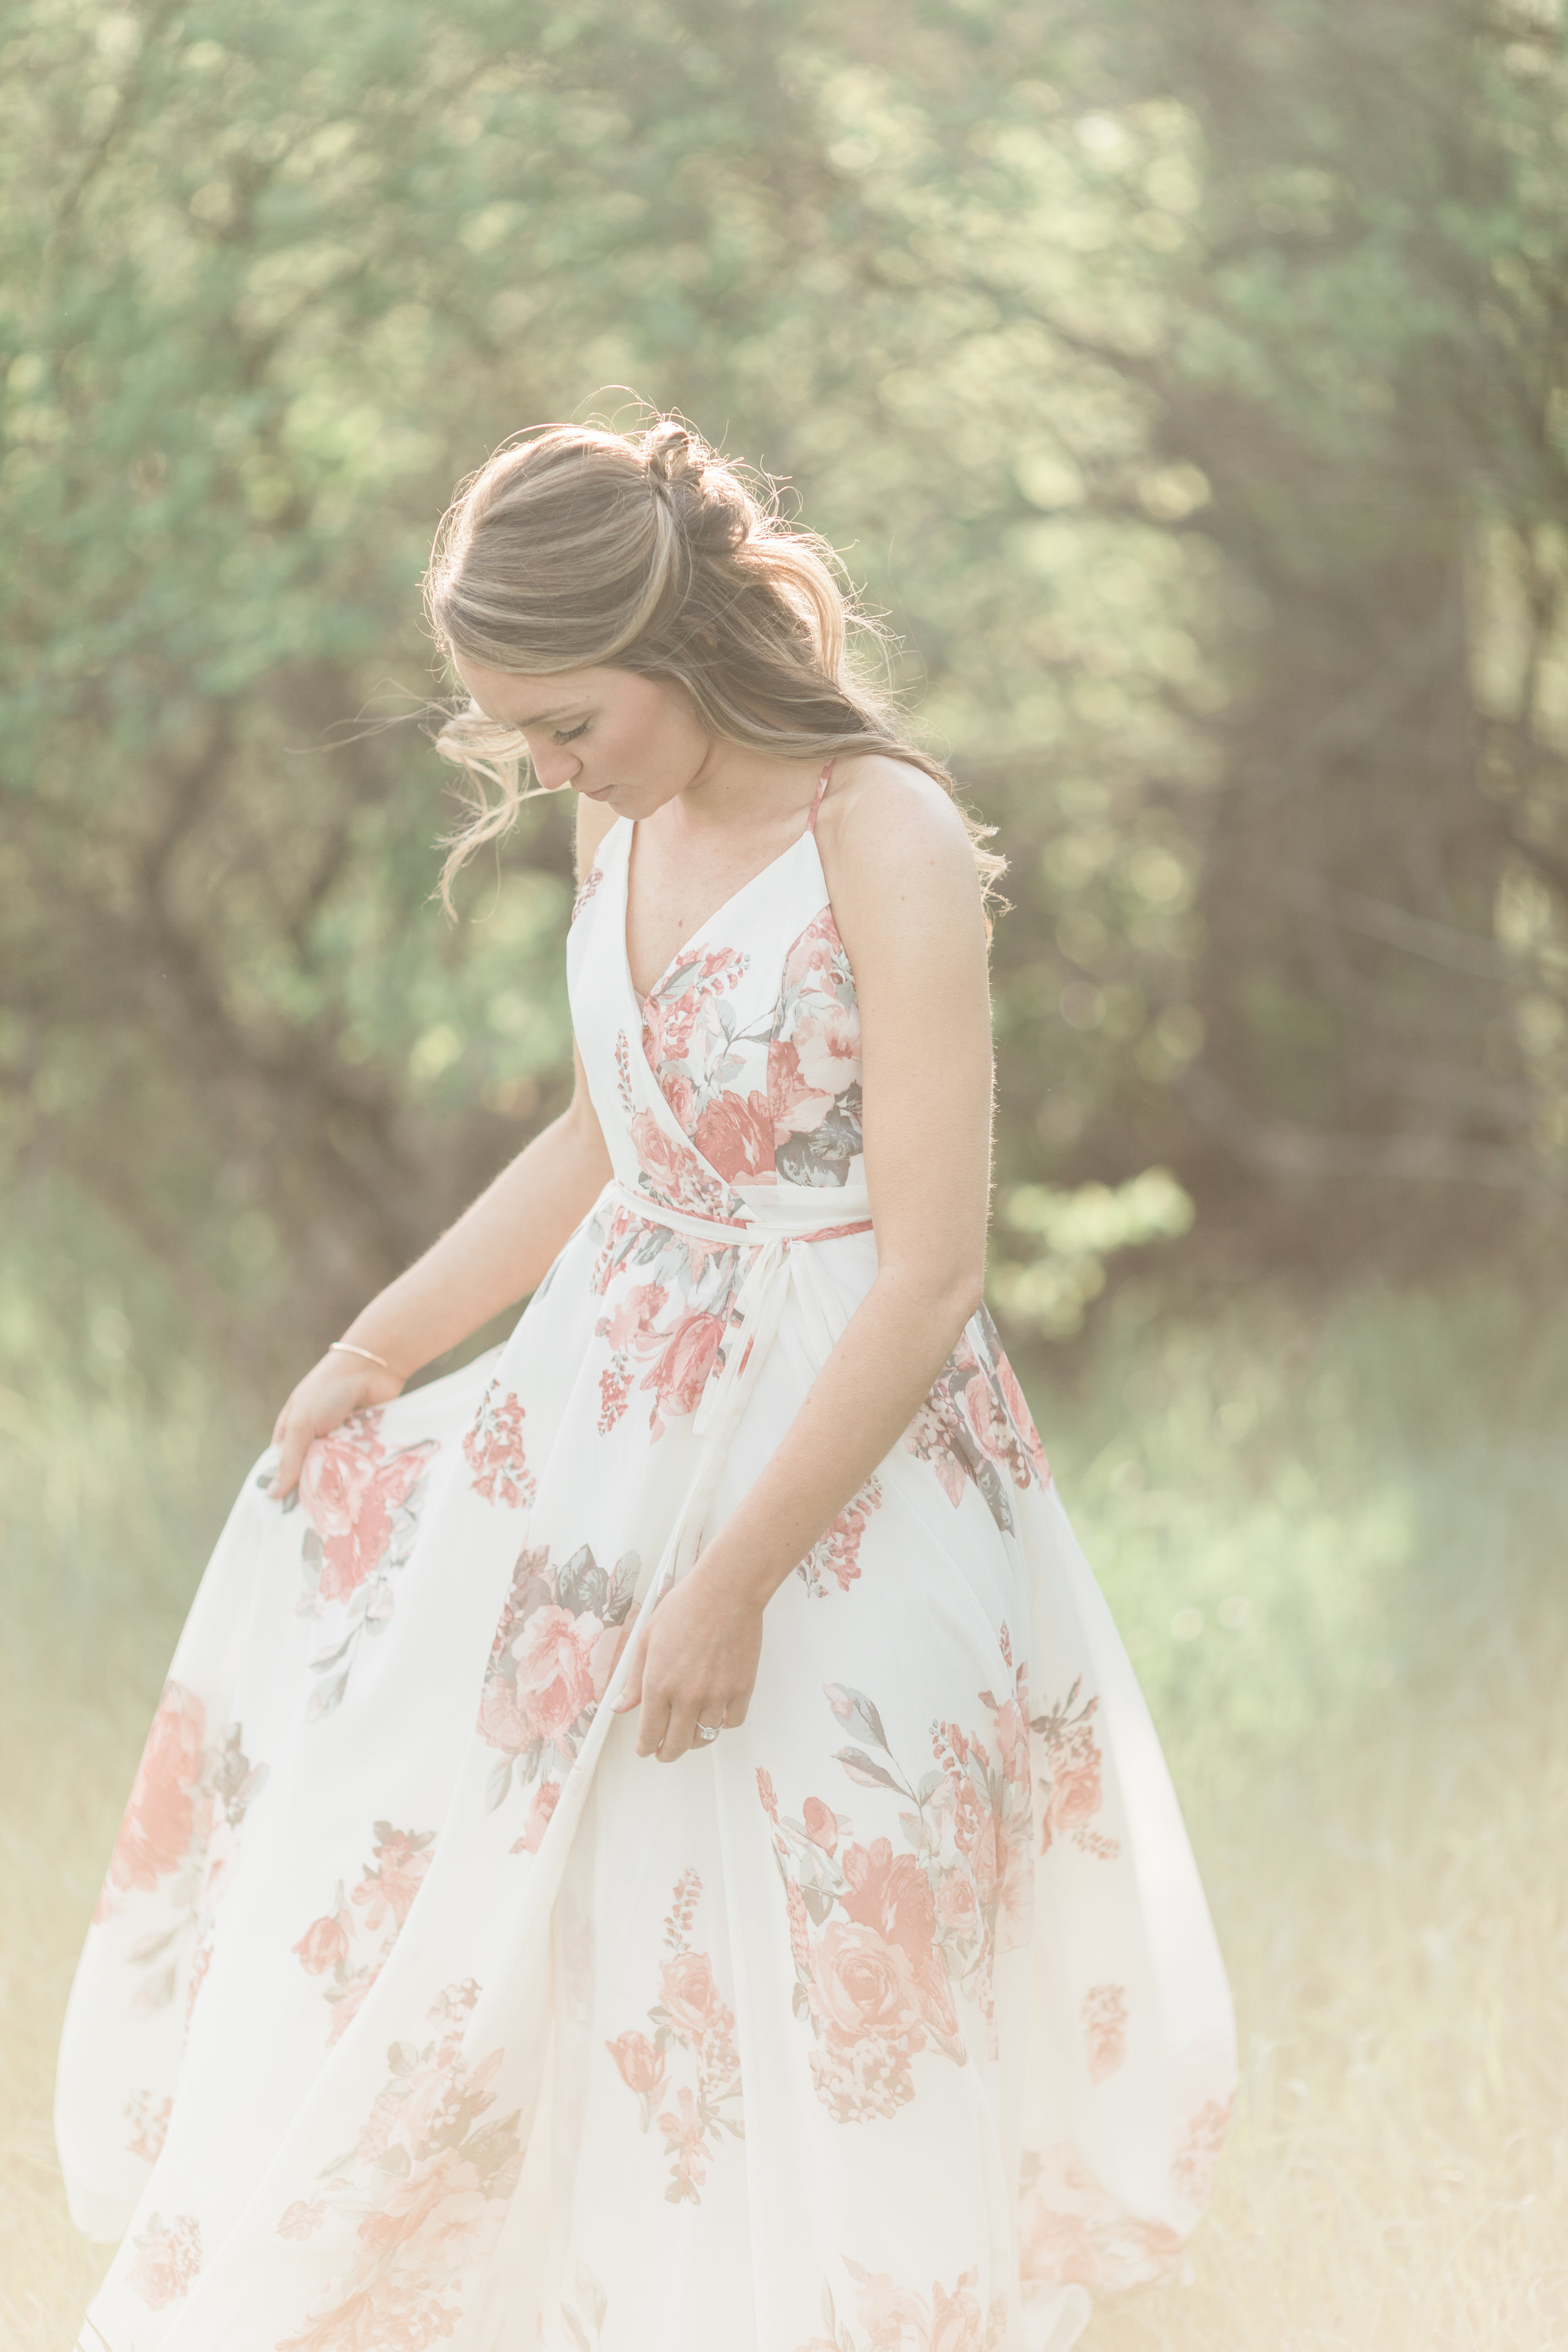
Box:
885, 1256, 986, 1343
949, 1264, 987, 1331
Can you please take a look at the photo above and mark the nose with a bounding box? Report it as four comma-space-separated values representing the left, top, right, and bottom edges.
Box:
531, 748, 582, 793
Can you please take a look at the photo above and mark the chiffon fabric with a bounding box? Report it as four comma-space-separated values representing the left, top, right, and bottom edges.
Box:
56, 778, 1235, 2352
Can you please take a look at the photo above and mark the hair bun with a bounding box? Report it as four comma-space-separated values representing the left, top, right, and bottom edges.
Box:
643, 420, 703, 492
642, 417, 746, 555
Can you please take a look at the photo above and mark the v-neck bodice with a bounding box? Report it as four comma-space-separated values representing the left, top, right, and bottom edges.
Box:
568, 811, 867, 1229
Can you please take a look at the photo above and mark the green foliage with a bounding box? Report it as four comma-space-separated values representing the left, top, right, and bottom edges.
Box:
2, 0, 1566, 1385
989, 1166, 1194, 1337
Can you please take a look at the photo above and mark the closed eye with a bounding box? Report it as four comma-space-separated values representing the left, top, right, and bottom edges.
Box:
554, 720, 589, 744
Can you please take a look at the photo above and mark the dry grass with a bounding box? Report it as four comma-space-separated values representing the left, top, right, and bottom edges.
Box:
4, 1278, 1567, 2349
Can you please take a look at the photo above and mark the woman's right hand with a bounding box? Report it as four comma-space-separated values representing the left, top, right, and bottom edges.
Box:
270, 1351, 406, 1500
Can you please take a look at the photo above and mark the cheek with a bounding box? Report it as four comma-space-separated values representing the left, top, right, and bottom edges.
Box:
607, 687, 699, 773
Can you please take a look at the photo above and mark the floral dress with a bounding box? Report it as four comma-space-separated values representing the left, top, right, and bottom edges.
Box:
55, 782, 1235, 2352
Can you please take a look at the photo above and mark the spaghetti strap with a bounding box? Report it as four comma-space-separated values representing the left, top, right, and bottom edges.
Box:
806, 758, 834, 834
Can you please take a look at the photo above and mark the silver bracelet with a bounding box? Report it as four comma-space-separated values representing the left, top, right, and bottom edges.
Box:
329, 1338, 393, 1372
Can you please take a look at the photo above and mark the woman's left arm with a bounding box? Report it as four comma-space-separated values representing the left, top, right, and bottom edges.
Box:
615, 758, 997, 1762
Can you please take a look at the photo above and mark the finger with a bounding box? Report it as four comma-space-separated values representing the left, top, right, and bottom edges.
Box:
723, 1693, 749, 1727
656, 1698, 702, 1766
635, 1690, 672, 1759
270, 1422, 310, 1500
611, 1621, 649, 1713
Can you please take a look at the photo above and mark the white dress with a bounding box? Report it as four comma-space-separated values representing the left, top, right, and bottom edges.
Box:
56, 787, 1235, 2352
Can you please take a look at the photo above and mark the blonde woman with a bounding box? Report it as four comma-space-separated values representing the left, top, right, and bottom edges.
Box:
58, 419, 1234, 2352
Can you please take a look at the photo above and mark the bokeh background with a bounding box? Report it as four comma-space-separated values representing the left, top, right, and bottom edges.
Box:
5, 1, 1568, 2343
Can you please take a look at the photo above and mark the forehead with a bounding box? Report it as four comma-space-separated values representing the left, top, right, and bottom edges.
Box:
452, 657, 610, 726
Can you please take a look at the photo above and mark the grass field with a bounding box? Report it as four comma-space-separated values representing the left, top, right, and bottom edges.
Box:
3, 1274, 1565, 2349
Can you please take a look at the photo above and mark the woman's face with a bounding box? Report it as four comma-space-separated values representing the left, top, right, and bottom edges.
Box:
451, 657, 713, 817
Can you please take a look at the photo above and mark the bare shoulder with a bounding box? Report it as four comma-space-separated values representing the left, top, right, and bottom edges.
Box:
815, 753, 984, 938
575, 792, 618, 879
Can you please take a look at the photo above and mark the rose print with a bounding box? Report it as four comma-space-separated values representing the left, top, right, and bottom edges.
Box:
628, 1106, 739, 1221
570, 863, 603, 923
126, 2212, 203, 2310
692, 1086, 775, 1182
605, 1868, 743, 2203
763, 1642, 1033, 2123
100, 1680, 206, 1900
284, 1409, 438, 1717
93, 1690, 268, 2016
515, 1605, 601, 1745
299, 1415, 436, 1606
275, 1979, 523, 2349
477, 1542, 640, 1815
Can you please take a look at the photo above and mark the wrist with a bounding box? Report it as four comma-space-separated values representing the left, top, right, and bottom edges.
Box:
334, 1330, 415, 1385
689, 1535, 787, 1613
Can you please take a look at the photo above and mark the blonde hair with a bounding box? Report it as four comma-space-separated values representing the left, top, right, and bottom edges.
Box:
423, 413, 1004, 910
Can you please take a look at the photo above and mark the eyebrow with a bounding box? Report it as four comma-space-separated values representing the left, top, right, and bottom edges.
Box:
508, 701, 589, 728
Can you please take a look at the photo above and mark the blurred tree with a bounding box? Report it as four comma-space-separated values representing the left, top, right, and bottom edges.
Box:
0, 0, 1209, 1382
2, 0, 1562, 1393
968, 0, 1568, 1231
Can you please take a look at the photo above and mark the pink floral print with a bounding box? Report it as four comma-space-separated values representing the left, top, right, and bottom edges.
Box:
796, 1478, 882, 1597
801, 2259, 1009, 2352
1017, 2143, 1187, 2292
571, 863, 603, 923
273, 1978, 523, 2350
770, 910, 864, 1188
275, 1409, 439, 1717
1032, 1678, 1119, 1862
291, 1820, 437, 2045
127, 2210, 203, 2309
57, 802, 1234, 2349
605, 1868, 743, 2203
1173, 2094, 1233, 2207
1081, 1983, 1128, 2082
589, 1199, 744, 1440
760, 1638, 1033, 2121
93, 1681, 268, 2015
904, 1312, 1049, 1537
125, 2089, 171, 2163
463, 1384, 535, 1507
98, 1680, 206, 1904
477, 1542, 640, 1820
635, 910, 865, 1190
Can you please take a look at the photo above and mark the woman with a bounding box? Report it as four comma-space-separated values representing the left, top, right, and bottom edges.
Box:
56, 418, 1234, 2352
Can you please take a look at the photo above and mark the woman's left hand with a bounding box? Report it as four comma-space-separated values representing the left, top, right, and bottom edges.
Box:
612, 1554, 764, 1763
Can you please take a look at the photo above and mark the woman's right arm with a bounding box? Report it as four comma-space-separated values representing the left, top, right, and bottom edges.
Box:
270, 795, 617, 1496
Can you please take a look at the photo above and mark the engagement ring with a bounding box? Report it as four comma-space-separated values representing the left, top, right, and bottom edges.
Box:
695, 1720, 723, 1743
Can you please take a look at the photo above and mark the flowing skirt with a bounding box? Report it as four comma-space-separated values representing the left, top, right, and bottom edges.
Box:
56, 1202, 1234, 2352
